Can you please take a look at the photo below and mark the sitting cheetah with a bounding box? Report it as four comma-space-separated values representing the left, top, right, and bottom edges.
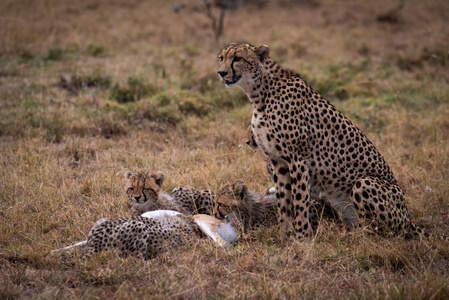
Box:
53, 211, 240, 259
214, 180, 339, 233
125, 171, 215, 215
218, 43, 424, 239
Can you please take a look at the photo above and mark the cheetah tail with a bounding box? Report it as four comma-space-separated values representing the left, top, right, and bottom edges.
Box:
407, 223, 448, 241
51, 241, 88, 253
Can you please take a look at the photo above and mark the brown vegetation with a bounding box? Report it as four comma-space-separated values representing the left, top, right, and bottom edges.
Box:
1, 0, 448, 298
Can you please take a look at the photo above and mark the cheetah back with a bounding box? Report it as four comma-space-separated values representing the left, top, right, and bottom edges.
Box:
86, 216, 198, 259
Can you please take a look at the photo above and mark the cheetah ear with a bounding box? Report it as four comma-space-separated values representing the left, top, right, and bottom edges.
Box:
229, 42, 236, 46
256, 45, 270, 62
233, 180, 248, 199
125, 171, 134, 179
151, 171, 165, 187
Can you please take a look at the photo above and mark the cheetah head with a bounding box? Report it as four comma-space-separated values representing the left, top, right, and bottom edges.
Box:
213, 180, 249, 220
124, 171, 165, 215
217, 43, 270, 89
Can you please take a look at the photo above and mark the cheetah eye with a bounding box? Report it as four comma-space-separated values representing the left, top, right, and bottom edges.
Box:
142, 188, 155, 194
128, 187, 134, 191
233, 56, 242, 62
218, 55, 223, 62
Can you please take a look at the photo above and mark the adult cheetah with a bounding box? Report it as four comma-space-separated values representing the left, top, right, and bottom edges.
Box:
125, 171, 215, 216
218, 43, 423, 240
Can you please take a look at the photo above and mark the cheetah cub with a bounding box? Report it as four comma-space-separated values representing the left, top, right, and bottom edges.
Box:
214, 180, 339, 233
53, 211, 240, 259
125, 171, 215, 215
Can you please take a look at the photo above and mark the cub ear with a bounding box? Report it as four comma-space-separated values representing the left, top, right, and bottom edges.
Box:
125, 171, 134, 179
218, 184, 232, 197
151, 171, 165, 187
256, 45, 270, 62
233, 180, 248, 199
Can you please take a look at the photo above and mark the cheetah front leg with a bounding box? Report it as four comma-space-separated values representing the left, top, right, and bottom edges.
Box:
270, 159, 294, 240
289, 159, 313, 239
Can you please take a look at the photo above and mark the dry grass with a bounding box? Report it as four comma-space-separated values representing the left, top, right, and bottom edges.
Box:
1, 0, 449, 298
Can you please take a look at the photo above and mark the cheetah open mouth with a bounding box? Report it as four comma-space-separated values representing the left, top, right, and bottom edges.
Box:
225, 75, 242, 87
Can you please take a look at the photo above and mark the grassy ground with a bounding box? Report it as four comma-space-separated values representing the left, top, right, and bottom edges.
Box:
1, 0, 449, 298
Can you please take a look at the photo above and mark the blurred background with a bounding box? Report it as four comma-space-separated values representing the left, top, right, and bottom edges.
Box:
1, 0, 448, 138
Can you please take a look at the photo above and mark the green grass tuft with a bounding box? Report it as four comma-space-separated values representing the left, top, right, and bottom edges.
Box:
87, 43, 105, 57
45, 47, 64, 61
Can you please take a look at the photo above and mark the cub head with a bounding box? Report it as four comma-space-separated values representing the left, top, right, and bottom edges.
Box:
217, 43, 270, 89
124, 171, 165, 215
213, 180, 249, 219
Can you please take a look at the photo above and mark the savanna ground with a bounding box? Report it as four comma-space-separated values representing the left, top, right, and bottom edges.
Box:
1, 0, 449, 298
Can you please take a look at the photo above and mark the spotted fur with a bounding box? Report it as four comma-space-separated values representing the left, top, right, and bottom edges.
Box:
86, 215, 200, 259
